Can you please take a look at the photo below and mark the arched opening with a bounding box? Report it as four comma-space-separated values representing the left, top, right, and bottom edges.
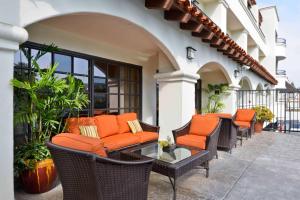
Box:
255, 83, 264, 106
238, 77, 253, 108
196, 62, 233, 113
18, 13, 178, 124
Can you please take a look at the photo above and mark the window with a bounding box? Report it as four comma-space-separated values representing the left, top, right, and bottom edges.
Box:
14, 42, 142, 118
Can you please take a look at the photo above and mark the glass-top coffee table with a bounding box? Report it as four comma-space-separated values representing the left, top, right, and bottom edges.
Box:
121, 142, 209, 200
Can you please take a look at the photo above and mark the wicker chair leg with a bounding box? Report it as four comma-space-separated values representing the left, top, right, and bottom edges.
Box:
205, 161, 209, 178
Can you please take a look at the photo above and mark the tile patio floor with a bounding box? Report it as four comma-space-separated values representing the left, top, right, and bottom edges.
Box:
15, 132, 300, 200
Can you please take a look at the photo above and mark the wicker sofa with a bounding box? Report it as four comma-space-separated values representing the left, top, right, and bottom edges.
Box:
62, 113, 159, 152
233, 109, 256, 137
206, 113, 238, 153
172, 115, 222, 161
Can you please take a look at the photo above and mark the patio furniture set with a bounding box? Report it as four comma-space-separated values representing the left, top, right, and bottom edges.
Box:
48, 109, 256, 200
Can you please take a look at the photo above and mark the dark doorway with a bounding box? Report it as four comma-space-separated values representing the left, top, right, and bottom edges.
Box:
195, 79, 202, 114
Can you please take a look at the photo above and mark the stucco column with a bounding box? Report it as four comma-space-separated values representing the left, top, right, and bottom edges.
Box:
0, 22, 28, 199
154, 71, 199, 141
224, 84, 241, 114
206, 0, 228, 33
231, 29, 248, 52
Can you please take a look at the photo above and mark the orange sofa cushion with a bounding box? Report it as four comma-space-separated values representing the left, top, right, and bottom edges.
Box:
51, 133, 107, 157
66, 117, 95, 135
177, 135, 206, 149
135, 131, 159, 143
206, 113, 232, 119
235, 121, 251, 128
189, 115, 219, 136
101, 133, 140, 151
236, 109, 256, 122
94, 115, 119, 138
117, 113, 137, 134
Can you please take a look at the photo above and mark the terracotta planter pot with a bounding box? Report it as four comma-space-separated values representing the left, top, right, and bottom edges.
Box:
20, 159, 58, 194
255, 121, 264, 133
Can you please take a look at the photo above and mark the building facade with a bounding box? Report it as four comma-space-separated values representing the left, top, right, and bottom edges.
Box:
0, 0, 287, 198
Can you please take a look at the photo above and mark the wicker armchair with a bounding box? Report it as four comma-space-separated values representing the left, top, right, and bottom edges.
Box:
47, 142, 154, 200
233, 109, 256, 137
172, 117, 222, 161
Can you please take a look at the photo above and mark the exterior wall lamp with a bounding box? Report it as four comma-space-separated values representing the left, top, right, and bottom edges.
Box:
234, 65, 250, 78
186, 47, 197, 60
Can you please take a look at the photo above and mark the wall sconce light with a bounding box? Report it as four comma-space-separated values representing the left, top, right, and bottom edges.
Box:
234, 65, 250, 78
234, 69, 240, 78
186, 47, 197, 60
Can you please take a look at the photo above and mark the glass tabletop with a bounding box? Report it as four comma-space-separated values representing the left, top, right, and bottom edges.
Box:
131, 143, 200, 164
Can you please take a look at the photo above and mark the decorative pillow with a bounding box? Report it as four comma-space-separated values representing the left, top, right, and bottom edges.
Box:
94, 115, 119, 138
128, 120, 143, 134
79, 126, 99, 138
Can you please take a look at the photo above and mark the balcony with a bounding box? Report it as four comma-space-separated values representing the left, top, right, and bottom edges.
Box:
276, 38, 287, 60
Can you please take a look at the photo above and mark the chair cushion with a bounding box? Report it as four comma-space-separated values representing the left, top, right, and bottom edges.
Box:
235, 120, 251, 128
189, 115, 219, 136
176, 135, 206, 149
236, 109, 256, 122
206, 113, 232, 119
52, 133, 107, 157
66, 117, 95, 135
135, 131, 159, 143
101, 133, 140, 151
94, 115, 119, 138
117, 113, 137, 133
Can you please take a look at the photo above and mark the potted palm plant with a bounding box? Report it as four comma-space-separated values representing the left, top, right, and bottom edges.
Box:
252, 106, 274, 133
13, 45, 89, 193
204, 83, 230, 113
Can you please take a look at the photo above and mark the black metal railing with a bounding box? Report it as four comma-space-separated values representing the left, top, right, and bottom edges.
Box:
276, 38, 287, 46
276, 69, 287, 75
237, 89, 300, 133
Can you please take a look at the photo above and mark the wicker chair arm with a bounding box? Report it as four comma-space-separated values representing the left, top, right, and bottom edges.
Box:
205, 120, 222, 153
172, 121, 191, 140
139, 121, 160, 133
95, 155, 154, 165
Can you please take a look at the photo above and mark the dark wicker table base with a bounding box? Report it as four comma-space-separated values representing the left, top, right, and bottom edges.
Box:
237, 127, 249, 145
121, 143, 209, 200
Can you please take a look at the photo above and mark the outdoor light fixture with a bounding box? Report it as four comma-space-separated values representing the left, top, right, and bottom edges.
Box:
234, 65, 250, 78
186, 47, 197, 60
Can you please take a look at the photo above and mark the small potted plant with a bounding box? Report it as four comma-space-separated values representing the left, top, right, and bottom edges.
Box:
252, 106, 274, 133
158, 136, 175, 152
13, 45, 89, 193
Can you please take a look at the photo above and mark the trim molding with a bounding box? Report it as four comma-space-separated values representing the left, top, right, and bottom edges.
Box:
154, 70, 200, 84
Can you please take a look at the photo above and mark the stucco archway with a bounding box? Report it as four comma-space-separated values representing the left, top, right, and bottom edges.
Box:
196, 62, 232, 113
239, 76, 253, 90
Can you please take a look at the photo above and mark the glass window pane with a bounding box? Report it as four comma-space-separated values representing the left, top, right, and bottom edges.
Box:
120, 95, 130, 108
120, 81, 129, 94
119, 109, 129, 114
55, 73, 68, 80
108, 94, 118, 109
108, 85, 118, 94
94, 78, 106, 93
75, 76, 89, 93
130, 83, 138, 95
31, 49, 51, 69
130, 68, 138, 81
120, 67, 129, 80
130, 95, 139, 108
14, 49, 29, 68
54, 54, 71, 73
94, 93, 107, 109
94, 109, 107, 116
94, 62, 106, 77
74, 57, 89, 75
108, 64, 119, 79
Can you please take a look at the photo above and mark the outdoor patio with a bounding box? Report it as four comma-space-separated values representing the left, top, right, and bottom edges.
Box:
15, 131, 300, 200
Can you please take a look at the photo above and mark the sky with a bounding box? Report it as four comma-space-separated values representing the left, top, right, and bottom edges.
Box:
259, 0, 300, 87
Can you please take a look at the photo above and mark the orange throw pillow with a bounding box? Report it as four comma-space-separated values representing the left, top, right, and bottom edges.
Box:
65, 117, 95, 135
94, 115, 119, 138
189, 115, 219, 136
236, 109, 256, 122
117, 113, 137, 133
52, 133, 107, 157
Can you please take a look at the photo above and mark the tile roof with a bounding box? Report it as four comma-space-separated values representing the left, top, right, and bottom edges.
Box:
145, 0, 277, 85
